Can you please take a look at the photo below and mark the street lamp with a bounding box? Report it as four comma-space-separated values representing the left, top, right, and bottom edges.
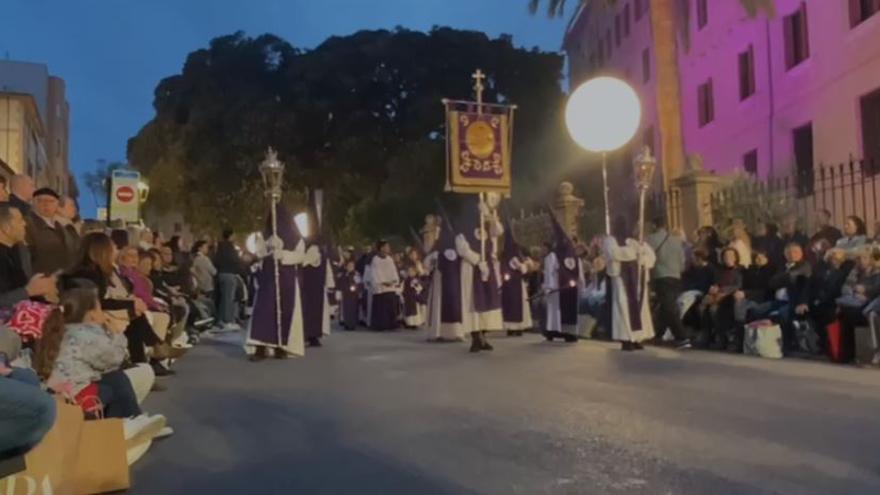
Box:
258, 147, 285, 347
633, 145, 657, 243
564, 77, 641, 234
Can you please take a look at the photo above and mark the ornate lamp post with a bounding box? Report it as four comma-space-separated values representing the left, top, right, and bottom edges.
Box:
564, 77, 641, 235
634, 145, 657, 290
259, 148, 285, 346
634, 145, 657, 243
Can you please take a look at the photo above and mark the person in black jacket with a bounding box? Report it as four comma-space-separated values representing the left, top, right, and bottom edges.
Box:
767, 243, 813, 351
62, 233, 169, 374
213, 230, 244, 330
698, 248, 742, 350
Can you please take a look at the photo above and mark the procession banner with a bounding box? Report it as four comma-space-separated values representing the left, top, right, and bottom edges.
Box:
444, 100, 515, 196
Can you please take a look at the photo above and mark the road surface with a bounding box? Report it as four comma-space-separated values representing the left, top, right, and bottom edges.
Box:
130, 329, 880, 494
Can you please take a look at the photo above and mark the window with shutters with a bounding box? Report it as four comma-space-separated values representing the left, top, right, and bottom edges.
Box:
784, 3, 810, 69
635, 0, 644, 21
850, 0, 880, 27
793, 124, 815, 196
697, 79, 714, 127
642, 48, 651, 83
615, 15, 622, 46
743, 150, 758, 176
861, 87, 880, 175
696, 0, 708, 29
624, 4, 631, 36
738, 45, 756, 100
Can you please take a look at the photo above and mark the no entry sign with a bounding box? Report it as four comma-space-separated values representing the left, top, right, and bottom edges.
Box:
110, 169, 141, 223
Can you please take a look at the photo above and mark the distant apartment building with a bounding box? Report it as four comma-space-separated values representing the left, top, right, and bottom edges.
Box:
563, 0, 880, 181
0, 60, 73, 196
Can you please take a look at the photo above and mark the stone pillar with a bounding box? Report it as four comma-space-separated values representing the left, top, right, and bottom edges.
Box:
670, 170, 725, 240
553, 182, 585, 238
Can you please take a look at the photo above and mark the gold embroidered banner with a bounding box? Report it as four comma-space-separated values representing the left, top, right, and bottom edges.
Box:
444, 100, 514, 195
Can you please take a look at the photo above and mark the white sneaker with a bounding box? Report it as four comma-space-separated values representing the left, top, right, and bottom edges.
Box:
126, 439, 152, 466
172, 333, 193, 349
155, 426, 174, 439
223, 322, 242, 331
124, 414, 166, 445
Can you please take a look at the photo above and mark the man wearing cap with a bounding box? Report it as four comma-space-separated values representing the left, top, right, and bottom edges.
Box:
26, 187, 74, 275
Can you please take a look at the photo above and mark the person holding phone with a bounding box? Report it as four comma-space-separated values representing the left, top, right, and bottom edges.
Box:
0, 204, 59, 309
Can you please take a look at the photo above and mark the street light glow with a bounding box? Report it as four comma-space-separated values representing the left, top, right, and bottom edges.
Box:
564, 77, 641, 153
246, 232, 262, 255
294, 212, 310, 238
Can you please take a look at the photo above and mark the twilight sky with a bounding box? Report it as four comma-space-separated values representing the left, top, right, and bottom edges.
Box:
0, 0, 568, 214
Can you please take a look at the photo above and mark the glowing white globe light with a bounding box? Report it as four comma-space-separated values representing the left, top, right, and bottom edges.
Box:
245, 232, 262, 255
565, 77, 641, 153
294, 212, 310, 238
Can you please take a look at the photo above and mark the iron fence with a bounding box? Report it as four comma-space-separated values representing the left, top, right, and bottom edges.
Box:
710, 157, 880, 234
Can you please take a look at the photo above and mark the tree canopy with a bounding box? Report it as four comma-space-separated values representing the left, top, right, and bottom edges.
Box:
127, 28, 572, 243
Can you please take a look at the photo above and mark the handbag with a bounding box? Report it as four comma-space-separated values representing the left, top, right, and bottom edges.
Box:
5, 301, 56, 343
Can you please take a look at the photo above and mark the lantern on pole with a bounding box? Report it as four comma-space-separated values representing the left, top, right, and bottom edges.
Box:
258, 148, 285, 347
633, 145, 657, 290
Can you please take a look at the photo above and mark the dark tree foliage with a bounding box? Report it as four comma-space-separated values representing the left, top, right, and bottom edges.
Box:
128, 28, 571, 242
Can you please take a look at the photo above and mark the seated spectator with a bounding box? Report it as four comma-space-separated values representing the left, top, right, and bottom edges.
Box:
728, 225, 752, 268
57, 196, 81, 256
694, 226, 722, 266
734, 250, 778, 335
765, 243, 813, 352
39, 288, 169, 447
0, 325, 56, 457
110, 229, 129, 251
752, 221, 785, 270
836, 247, 880, 326
780, 214, 808, 251
27, 187, 74, 275
836, 215, 868, 257
0, 205, 58, 308
808, 248, 854, 343
698, 247, 742, 350
138, 229, 154, 250
7, 174, 34, 216
63, 233, 173, 376
810, 209, 842, 247
678, 248, 714, 327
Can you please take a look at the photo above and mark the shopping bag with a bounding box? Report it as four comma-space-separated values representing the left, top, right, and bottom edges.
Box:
1, 399, 84, 495
826, 320, 854, 364
854, 325, 880, 366
72, 419, 130, 494
743, 320, 783, 359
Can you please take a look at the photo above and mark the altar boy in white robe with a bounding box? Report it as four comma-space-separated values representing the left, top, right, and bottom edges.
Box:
603, 215, 656, 351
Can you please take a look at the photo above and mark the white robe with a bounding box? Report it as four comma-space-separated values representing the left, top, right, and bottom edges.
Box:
543, 252, 586, 334
603, 237, 656, 343
425, 251, 466, 340
369, 255, 400, 327
245, 237, 306, 357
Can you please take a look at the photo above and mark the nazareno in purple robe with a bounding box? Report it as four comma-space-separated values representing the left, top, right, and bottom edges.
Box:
455, 196, 502, 314
248, 203, 300, 349
436, 221, 463, 324
299, 241, 326, 340
551, 211, 579, 327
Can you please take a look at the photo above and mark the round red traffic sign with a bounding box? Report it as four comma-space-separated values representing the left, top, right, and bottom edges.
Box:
116, 186, 135, 203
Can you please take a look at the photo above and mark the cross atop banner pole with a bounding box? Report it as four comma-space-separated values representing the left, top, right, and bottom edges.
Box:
442, 69, 516, 197
472, 69, 485, 114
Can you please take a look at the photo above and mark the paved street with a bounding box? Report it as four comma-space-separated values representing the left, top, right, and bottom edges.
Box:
131, 329, 880, 495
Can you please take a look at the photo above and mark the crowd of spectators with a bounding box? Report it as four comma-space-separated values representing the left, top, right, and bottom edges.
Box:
0, 173, 250, 472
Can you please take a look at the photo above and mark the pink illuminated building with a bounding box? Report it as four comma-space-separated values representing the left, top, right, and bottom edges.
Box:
563, 0, 880, 180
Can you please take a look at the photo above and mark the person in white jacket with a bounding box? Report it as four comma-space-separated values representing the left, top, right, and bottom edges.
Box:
603, 215, 657, 351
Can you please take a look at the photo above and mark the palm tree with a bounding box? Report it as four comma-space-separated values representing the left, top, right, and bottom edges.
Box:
529, 0, 774, 188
